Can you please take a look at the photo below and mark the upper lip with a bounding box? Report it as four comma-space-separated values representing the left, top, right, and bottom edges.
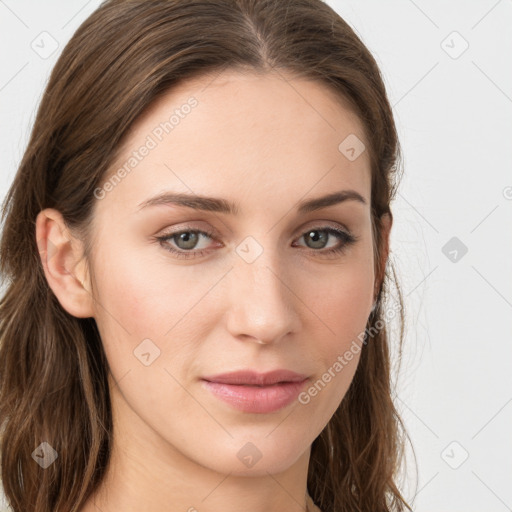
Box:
201, 369, 308, 386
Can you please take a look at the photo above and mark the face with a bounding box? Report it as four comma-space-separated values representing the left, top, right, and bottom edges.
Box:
83, 69, 377, 475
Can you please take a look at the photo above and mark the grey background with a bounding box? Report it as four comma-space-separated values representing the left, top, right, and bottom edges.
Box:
1, 1, 511, 510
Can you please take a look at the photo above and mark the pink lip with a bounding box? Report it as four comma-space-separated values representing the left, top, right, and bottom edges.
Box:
201, 369, 309, 413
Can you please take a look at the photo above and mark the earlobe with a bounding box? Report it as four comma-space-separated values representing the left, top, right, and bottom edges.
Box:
35, 208, 95, 319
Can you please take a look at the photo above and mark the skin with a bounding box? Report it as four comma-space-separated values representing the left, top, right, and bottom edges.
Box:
36, 68, 391, 512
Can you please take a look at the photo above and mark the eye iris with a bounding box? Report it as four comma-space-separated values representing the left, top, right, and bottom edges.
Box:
175, 232, 199, 250
305, 230, 328, 249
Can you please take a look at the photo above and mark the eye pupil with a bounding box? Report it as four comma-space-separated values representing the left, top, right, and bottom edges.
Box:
175, 231, 199, 250
305, 230, 328, 249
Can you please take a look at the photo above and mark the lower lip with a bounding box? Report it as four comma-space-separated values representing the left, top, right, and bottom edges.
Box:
201, 379, 308, 413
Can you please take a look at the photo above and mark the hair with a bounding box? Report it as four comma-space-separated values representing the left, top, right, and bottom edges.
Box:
0, 0, 413, 511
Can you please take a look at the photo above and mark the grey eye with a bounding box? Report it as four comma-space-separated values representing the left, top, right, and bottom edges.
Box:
173, 231, 201, 250
303, 229, 330, 249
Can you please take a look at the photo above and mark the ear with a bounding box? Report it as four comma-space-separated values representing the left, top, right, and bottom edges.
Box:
374, 212, 393, 302
35, 208, 95, 319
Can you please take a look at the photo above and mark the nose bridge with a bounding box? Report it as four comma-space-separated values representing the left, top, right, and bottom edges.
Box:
226, 236, 299, 343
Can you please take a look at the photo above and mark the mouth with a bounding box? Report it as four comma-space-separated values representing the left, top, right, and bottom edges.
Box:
200, 369, 309, 413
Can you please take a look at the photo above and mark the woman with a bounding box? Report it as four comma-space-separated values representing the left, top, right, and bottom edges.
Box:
0, 1, 412, 511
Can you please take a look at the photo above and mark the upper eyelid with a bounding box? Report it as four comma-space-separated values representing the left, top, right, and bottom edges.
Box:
161, 219, 351, 237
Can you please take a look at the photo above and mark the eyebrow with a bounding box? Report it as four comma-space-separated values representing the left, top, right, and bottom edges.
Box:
137, 189, 367, 215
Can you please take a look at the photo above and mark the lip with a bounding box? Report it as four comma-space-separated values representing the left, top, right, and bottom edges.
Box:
201, 369, 309, 413
202, 369, 308, 386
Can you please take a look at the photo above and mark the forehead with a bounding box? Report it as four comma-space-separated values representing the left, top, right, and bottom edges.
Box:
99, 68, 371, 217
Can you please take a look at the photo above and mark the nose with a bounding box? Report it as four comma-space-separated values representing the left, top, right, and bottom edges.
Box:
225, 248, 301, 345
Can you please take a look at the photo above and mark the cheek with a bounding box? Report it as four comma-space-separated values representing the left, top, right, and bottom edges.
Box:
306, 257, 374, 340
92, 242, 185, 334
88, 245, 168, 372
91, 244, 215, 379
300, 257, 373, 407
299, 289, 368, 434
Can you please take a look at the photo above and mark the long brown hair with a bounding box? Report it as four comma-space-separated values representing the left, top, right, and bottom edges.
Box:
0, 1, 413, 510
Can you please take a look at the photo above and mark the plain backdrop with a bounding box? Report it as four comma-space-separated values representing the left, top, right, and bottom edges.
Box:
0, 1, 511, 511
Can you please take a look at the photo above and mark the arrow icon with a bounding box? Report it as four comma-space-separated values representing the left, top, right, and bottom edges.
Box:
31, 442, 58, 468
134, 339, 161, 366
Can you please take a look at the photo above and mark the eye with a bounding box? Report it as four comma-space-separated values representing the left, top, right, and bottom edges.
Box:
154, 225, 358, 260
293, 226, 358, 257
155, 227, 218, 259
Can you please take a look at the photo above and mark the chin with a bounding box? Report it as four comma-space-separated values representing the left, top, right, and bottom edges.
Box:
196, 436, 309, 477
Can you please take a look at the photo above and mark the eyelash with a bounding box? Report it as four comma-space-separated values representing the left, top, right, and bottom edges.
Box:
154, 225, 359, 260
